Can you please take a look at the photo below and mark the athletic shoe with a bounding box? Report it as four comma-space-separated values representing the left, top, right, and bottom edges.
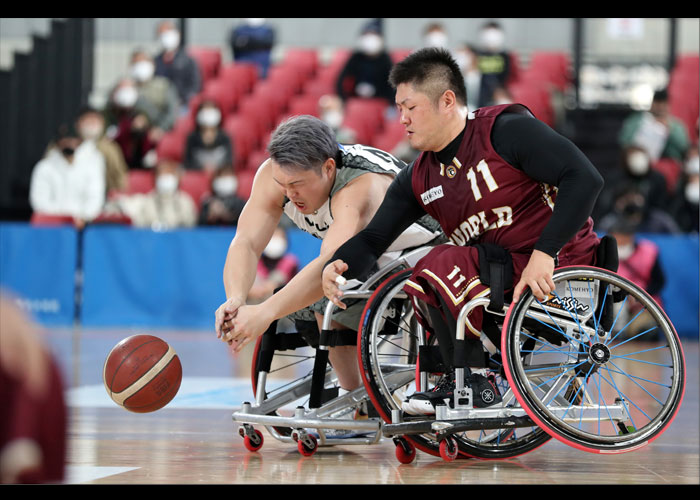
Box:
401, 371, 502, 416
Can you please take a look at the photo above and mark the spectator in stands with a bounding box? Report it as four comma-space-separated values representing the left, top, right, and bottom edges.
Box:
476, 21, 513, 107
619, 88, 691, 167
119, 158, 197, 230
154, 20, 202, 114
198, 165, 246, 226
335, 19, 395, 106
229, 18, 276, 79
184, 99, 234, 173
246, 226, 299, 303
669, 147, 699, 233
454, 43, 482, 111
106, 78, 159, 169
422, 22, 450, 49
29, 123, 106, 229
608, 217, 666, 339
597, 145, 671, 224
128, 48, 180, 142
318, 94, 358, 144
76, 106, 128, 195
597, 185, 680, 235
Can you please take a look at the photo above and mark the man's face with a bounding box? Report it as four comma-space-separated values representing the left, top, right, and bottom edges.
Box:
395, 82, 445, 152
270, 159, 334, 214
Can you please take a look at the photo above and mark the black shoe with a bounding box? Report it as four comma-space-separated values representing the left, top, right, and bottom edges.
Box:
402, 371, 501, 415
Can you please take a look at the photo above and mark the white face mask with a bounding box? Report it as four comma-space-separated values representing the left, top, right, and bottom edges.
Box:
197, 107, 222, 128
627, 151, 650, 175
424, 31, 448, 48
481, 28, 504, 51
359, 34, 383, 56
617, 243, 635, 260
156, 173, 179, 195
322, 110, 344, 129
685, 181, 699, 204
113, 85, 138, 108
454, 51, 474, 72
685, 155, 699, 175
263, 236, 288, 259
160, 30, 180, 51
131, 60, 155, 83
212, 175, 238, 197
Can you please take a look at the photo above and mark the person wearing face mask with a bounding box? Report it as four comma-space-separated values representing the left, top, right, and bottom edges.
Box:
184, 100, 234, 173
126, 49, 181, 142
198, 165, 246, 226
335, 19, 395, 106
475, 21, 513, 107
619, 88, 691, 166
454, 43, 482, 112
76, 106, 128, 194
247, 227, 299, 303
154, 20, 201, 112
422, 23, 449, 49
120, 158, 197, 229
29, 123, 106, 228
229, 18, 276, 79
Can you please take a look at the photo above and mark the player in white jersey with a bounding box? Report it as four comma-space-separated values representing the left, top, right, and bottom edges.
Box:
215, 115, 441, 392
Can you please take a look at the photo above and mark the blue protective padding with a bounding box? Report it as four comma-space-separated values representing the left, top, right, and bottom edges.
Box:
0, 223, 79, 326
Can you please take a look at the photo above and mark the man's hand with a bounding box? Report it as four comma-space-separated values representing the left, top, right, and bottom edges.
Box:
225, 304, 274, 353
215, 296, 244, 341
322, 259, 349, 310
512, 249, 556, 303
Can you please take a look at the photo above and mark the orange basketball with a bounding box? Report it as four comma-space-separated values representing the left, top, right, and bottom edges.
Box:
103, 335, 182, 413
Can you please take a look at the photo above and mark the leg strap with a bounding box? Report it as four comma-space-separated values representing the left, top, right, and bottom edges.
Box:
475, 243, 513, 313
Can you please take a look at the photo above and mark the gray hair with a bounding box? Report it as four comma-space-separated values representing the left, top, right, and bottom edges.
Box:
267, 115, 339, 173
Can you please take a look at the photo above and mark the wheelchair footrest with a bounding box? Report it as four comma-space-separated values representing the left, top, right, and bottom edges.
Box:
381, 414, 536, 438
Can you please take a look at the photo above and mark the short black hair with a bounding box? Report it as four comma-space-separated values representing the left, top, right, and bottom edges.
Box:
388, 47, 467, 106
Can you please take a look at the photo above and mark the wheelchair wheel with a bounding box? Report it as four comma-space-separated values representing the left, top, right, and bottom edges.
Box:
359, 268, 551, 460
502, 266, 686, 454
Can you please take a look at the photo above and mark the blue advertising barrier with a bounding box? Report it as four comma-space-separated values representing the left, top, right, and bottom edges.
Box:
0, 223, 79, 326
1, 223, 696, 337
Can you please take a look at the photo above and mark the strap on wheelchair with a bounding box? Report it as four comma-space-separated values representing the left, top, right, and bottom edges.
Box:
308, 328, 358, 409
475, 243, 513, 313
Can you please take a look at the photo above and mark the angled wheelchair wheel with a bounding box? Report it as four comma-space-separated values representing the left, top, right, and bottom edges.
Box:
359, 268, 551, 460
502, 266, 686, 454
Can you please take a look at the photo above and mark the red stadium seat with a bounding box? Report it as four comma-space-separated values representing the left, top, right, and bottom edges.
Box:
156, 131, 186, 163
201, 78, 242, 116
219, 62, 259, 95
179, 170, 213, 210
224, 115, 260, 170
30, 213, 75, 226
126, 170, 155, 195
246, 149, 269, 172
509, 82, 554, 127
286, 94, 321, 117
188, 47, 222, 84
521, 51, 571, 92
391, 48, 413, 64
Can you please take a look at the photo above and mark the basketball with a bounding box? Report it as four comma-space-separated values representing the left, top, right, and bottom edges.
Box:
103, 335, 182, 413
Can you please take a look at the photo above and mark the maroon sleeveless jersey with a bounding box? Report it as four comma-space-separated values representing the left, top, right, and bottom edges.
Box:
410, 104, 599, 262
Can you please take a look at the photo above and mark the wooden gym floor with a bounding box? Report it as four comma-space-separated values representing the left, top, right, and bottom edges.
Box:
43, 327, 699, 486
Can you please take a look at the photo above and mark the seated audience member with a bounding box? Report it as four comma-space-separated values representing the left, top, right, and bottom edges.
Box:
597, 186, 680, 235
154, 20, 201, 113
454, 43, 482, 111
475, 21, 513, 107
229, 18, 276, 79
335, 19, 395, 106
184, 99, 234, 173
127, 49, 181, 142
246, 226, 299, 303
76, 106, 128, 194
198, 166, 246, 226
618, 88, 691, 166
29, 123, 106, 229
318, 94, 358, 144
670, 147, 699, 233
118, 158, 197, 230
106, 79, 158, 169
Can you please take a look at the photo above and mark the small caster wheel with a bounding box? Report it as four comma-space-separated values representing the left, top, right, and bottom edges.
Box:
297, 434, 318, 457
243, 429, 264, 452
394, 438, 416, 464
439, 436, 458, 462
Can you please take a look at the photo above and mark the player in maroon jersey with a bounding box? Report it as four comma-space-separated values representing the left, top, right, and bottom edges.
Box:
321, 47, 605, 415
